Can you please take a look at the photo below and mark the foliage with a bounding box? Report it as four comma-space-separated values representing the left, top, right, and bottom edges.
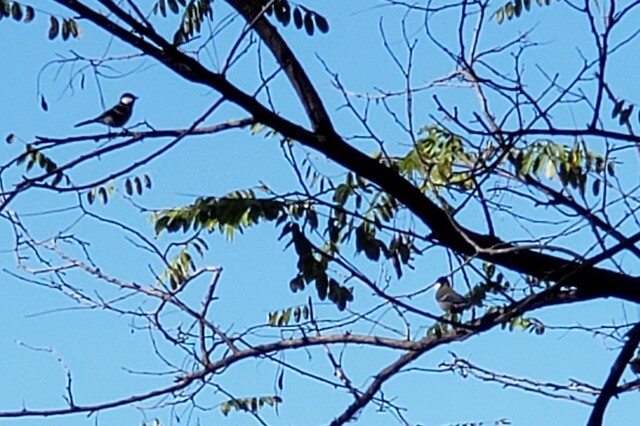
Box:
152, 0, 213, 44
2, 0, 640, 425
150, 164, 423, 308
151, 0, 328, 44
0, 1, 81, 40
220, 395, 282, 416
396, 127, 476, 191
0, 0, 33, 23
494, 0, 555, 24
264, 0, 329, 35
268, 303, 310, 326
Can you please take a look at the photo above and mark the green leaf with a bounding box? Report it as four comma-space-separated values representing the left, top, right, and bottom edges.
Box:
619, 106, 633, 125
315, 272, 328, 300
289, 275, 304, 292
314, 13, 329, 33
11, 2, 22, 21
220, 402, 231, 416
544, 159, 556, 179
134, 176, 143, 194
303, 11, 314, 35
125, 179, 133, 195
612, 100, 624, 118
293, 7, 302, 28
398, 244, 410, 264
98, 187, 108, 204
514, 0, 522, 16
279, 308, 291, 326
61, 18, 70, 41
69, 19, 80, 38
173, 29, 185, 45
0, 0, 9, 18
274, 0, 291, 26
333, 184, 351, 205
48, 16, 59, 40
306, 207, 318, 230
168, 0, 179, 14
363, 240, 381, 261
51, 172, 63, 187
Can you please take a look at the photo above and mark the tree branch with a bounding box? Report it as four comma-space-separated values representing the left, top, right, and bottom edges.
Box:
50, 0, 640, 310
586, 322, 640, 426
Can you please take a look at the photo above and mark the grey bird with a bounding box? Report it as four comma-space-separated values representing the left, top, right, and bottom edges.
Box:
75, 93, 138, 128
434, 276, 471, 313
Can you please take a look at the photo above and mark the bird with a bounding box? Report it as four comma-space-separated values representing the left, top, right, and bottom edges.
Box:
434, 276, 471, 313
74, 93, 138, 128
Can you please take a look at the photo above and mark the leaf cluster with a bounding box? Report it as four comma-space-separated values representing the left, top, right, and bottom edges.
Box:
495, 0, 555, 24
124, 174, 152, 196
281, 222, 354, 310
264, 0, 329, 36
86, 174, 152, 205
0, 1, 33, 23
0, 2, 79, 40
15, 145, 65, 186
611, 99, 637, 127
220, 395, 282, 416
48, 15, 80, 40
87, 183, 115, 205
267, 303, 310, 326
153, 189, 356, 309
326, 172, 416, 279
511, 140, 613, 196
500, 315, 545, 334
153, 0, 213, 45
157, 242, 204, 289
153, 189, 284, 238
396, 127, 476, 192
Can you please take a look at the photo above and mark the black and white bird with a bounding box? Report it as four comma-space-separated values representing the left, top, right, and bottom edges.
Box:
434, 276, 471, 313
74, 93, 138, 128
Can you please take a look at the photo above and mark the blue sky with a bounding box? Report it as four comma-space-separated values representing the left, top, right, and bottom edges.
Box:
1, 1, 640, 425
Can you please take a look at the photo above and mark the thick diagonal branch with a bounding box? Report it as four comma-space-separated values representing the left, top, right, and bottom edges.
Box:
224, 0, 335, 134
51, 0, 640, 305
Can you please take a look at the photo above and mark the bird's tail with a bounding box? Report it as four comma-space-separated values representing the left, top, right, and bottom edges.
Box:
74, 118, 97, 128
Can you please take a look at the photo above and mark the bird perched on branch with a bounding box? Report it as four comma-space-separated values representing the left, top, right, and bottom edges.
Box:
75, 93, 138, 128
434, 276, 471, 313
